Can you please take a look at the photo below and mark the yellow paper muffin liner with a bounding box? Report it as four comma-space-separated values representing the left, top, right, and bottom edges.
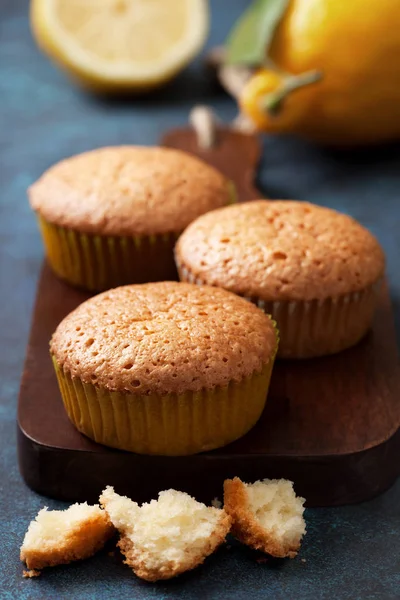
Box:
177, 262, 382, 359
227, 180, 238, 204
38, 216, 180, 292
52, 355, 276, 456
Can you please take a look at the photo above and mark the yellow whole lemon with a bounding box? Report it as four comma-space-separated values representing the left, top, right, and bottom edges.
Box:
236, 0, 400, 145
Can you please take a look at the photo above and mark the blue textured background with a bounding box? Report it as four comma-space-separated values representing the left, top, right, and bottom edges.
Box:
1, 1, 400, 599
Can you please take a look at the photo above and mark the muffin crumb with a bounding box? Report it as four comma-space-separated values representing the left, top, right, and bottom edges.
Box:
20, 503, 114, 570
224, 477, 306, 558
22, 569, 41, 578
100, 486, 231, 581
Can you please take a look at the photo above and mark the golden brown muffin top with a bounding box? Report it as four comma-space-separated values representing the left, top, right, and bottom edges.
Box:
176, 200, 385, 302
29, 146, 231, 236
50, 282, 277, 395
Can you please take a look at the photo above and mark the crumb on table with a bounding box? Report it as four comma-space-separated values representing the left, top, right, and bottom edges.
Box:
23, 569, 41, 578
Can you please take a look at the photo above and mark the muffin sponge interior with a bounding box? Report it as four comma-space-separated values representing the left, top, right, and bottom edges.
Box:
224, 477, 306, 558
20, 502, 113, 570
100, 486, 231, 581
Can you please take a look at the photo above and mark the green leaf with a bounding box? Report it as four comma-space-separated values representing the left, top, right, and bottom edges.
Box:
226, 0, 289, 66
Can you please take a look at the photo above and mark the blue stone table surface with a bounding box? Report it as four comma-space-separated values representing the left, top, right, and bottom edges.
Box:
1, 1, 400, 599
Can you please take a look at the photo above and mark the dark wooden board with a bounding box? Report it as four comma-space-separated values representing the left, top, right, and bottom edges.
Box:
163, 127, 262, 201
18, 127, 400, 507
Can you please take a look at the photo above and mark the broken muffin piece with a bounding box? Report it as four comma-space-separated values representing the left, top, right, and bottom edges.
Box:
100, 486, 231, 581
224, 477, 306, 558
20, 502, 114, 571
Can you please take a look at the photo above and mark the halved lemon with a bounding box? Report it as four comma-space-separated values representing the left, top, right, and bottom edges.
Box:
31, 0, 209, 92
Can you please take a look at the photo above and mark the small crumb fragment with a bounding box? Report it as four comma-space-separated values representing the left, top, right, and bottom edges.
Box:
108, 551, 115, 557
301, 558, 306, 563
256, 557, 269, 564
23, 569, 41, 578
211, 497, 222, 509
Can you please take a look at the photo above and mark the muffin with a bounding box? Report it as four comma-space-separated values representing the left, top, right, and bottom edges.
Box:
176, 200, 385, 358
50, 281, 278, 455
29, 146, 234, 291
